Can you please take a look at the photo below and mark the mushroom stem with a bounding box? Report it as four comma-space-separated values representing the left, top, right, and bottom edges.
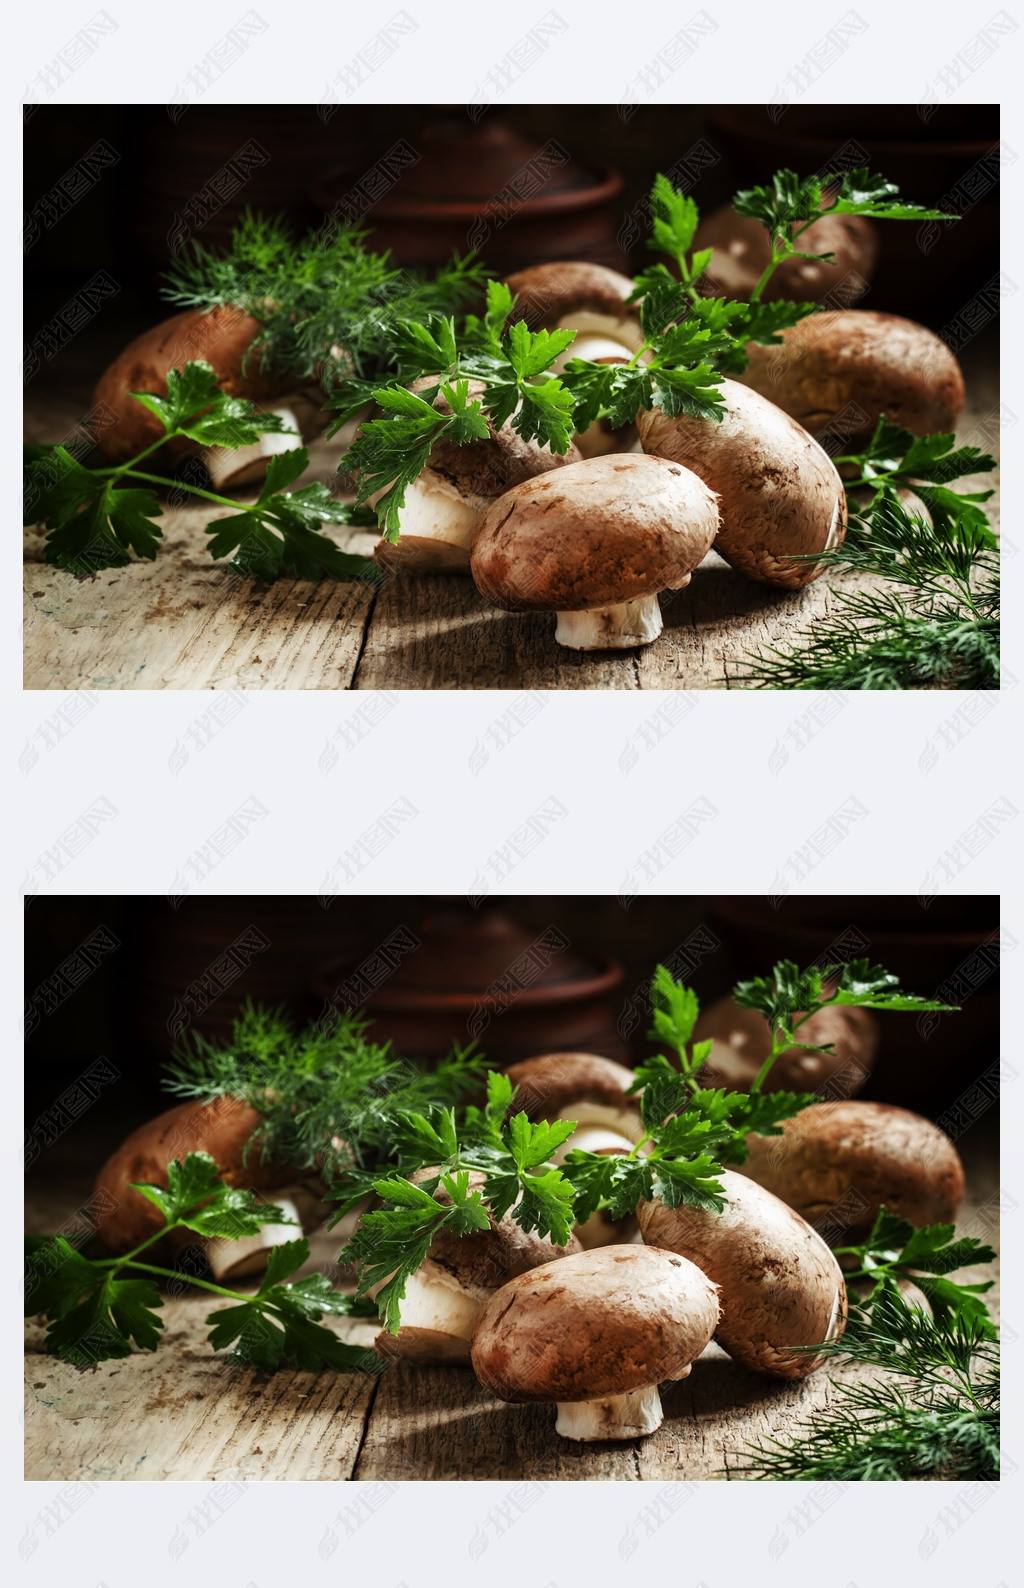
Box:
555, 1384, 664, 1442
554, 594, 666, 651
372, 468, 484, 574
204, 389, 327, 490
369, 1262, 484, 1355
206, 1192, 303, 1282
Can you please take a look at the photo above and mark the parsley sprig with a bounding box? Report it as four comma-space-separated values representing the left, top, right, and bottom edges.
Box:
329, 281, 578, 536
24, 361, 377, 581
837, 1207, 997, 1339
733, 168, 950, 302
25, 1152, 378, 1373
837, 416, 998, 546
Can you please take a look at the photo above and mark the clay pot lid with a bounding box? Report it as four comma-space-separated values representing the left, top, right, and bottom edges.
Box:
311, 901, 622, 1011
312, 115, 622, 221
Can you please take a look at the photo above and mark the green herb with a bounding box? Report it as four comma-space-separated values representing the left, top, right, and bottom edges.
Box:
25, 361, 377, 582
163, 211, 488, 387
731, 496, 1000, 690
736, 1291, 999, 1480
25, 1153, 377, 1373
837, 1207, 997, 1338
837, 417, 998, 546
733, 168, 950, 301
163, 1002, 493, 1179
331, 281, 579, 536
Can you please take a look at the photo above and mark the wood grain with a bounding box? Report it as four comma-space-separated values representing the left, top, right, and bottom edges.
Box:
23, 328, 998, 691
24, 1128, 999, 1482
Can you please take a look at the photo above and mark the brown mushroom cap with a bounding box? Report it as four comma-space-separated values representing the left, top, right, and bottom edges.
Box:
693, 997, 878, 1094
503, 1052, 641, 1123
374, 1167, 581, 1363
92, 306, 296, 465
637, 378, 846, 588
739, 1101, 966, 1240
92, 1095, 299, 1256
638, 1170, 846, 1379
471, 1245, 719, 1403
471, 453, 719, 611
504, 261, 640, 332
737, 310, 966, 448
694, 206, 877, 305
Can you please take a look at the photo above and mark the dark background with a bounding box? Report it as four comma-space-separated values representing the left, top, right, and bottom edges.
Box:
24, 103, 1000, 368
25, 894, 1000, 1176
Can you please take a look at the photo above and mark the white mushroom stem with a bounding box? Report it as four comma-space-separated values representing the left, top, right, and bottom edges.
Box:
207, 1193, 303, 1282
372, 467, 486, 572
555, 1104, 647, 1145
204, 390, 326, 490
368, 1261, 483, 1345
552, 1126, 633, 1165
552, 333, 635, 374
555, 1384, 664, 1441
555, 594, 666, 651
555, 310, 645, 354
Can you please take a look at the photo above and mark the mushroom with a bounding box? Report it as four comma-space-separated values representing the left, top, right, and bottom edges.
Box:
737, 310, 966, 449
503, 261, 645, 457
470, 453, 719, 649
738, 1101, 966, 1242
92, 306, 327, 489
93, 1095, 328, 1284
370, 380, 581, 575
637, 378, 846, 587
471, 1244, 719, 1440
638, 1170, 846, 1379
503, 1052, 645, 1248
367, 1169, 581, 1364
692, 996, 878, 1094
693, 206, 877, 305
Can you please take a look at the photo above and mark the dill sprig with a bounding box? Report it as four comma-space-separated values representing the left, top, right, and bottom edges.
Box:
162, 210, 488, 388
163, 1001, 493, 1177
735, 1296, 999, 1480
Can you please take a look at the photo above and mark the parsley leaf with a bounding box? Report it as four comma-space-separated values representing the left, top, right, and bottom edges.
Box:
130, 1151, 299, 1240
837, 1208, 997, 1340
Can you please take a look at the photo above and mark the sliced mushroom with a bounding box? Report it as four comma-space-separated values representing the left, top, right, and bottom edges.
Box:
737, 310, 966, 448
371, 379, 581, 575
694, 206, 877, 305
638, 1170, 846, 1379
92, 306, 327, 489
471, 1244, 719, 1440
93, 1096, 327, 1283
503, 261, 644, 457
637, 378, 846, 587
367, 1168, 581, 1364
738, 1101, 966, 1241
471, 453, 719, 649
692, 996, 878, 1094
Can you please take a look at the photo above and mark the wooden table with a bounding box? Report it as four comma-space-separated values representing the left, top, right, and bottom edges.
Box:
24, 1120, 998, 1482
23, 326, 998, 691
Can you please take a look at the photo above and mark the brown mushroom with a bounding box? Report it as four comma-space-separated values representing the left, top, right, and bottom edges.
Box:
737, 310, 965, 449
738, 1101, 966, 1242
367, 1169, 581, 1364
504, 1051, 645, 1248
93, 1096, 327, 1283
637, 378, 846, 587
638, 1170, 846, 1379
694, 205, 877, 305
92, 306, 326, 489
503, 261, 644, 457
692, 996, 878, 1094
371, 380, 581, 575
471, 453, 719, 648
471, 1244, 719, 1440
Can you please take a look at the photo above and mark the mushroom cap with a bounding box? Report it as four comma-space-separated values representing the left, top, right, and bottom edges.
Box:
92, 1095, 297, 1255
694, 206, 877, 305
470, 454, 719, 611
693, 997, 878, 1094
471, 1244, 719, 1403
739, 1101, 965, 1240
637, 378, 846, 587
503, 1052, 640, 1122
737, 310, 965, 447
92, 306, 296, 464
638, 1170, 846, 1379
503, 261, 639, 330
